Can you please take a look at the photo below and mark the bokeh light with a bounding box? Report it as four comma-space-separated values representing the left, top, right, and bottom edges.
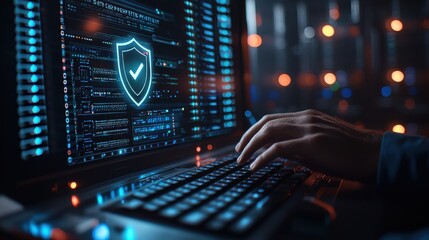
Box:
323, 72, 336, 85
92, 224, 110, 240
69, 181, 77, 190
341, 88, 352, 98
256, 13, 263, 27
381, 86, 392, 97
391, 70, 404, 82
304, 27, 315, 39
84, 18, 101, 32
278, 73, 291, 87
322, 25, 335, 37
390, 19, 403, 32
71, 195, 80, 208
329, 8, 340, 21
392, 124, 405, 134
247, 34, 262, 48
423, 19, 429, 29
349, 26, 360, 37
338, 100, 349, 114
405, 99, 415, 110
298, 72, 317, 88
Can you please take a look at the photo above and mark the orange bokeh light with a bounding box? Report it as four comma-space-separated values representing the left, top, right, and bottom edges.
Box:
51, 228, 68, 240
391, 70, 404, 82
329, 8, 340, 21
390, 19, 403, 32
71, 195, 80, 208
349, 26, 360, 37
322, 25, 335, 37
84, 18, 101, 33
338, 100, 349, 113
323, 72, 336, 85
195, 155, 201, 167
247, 34, 262, 48
207, 144, 213, 151
69, 181, 77, 190
423, 19, 429, 29
405, 99, 416, 110
278, 73, 292, 87
256, 13, 263, 27
196, 146, 201, 153
392, 124, 405, 134
298, 73, 317, 88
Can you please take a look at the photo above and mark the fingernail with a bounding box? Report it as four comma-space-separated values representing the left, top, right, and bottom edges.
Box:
235, 144, 240, 152
250, 161, 255, 170
237, 156, 242, 164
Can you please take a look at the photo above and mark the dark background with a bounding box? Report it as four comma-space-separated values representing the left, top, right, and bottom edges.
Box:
245, 0, 429, 135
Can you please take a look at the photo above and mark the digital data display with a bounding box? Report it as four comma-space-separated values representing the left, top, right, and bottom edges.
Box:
14, 0, 50, 160
56, 0, 238, 165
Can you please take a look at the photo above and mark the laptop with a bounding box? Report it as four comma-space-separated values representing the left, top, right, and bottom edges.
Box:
1, 0, 342, 239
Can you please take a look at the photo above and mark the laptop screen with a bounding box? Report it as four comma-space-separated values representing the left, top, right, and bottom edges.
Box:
3, 0, 247, 192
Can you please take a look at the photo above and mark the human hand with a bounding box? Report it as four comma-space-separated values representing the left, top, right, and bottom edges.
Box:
235, 109, 383, 182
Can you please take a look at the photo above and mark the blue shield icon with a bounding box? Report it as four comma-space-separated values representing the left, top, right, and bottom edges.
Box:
116, 38, 152, 106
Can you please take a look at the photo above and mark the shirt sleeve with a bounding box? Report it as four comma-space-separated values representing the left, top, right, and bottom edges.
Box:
377, 132, 429, 189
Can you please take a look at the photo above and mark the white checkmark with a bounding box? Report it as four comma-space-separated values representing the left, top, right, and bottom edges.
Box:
129, 63, 144, 80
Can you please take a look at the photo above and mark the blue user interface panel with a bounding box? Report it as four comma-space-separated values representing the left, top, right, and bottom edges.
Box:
53, 0, 239, 165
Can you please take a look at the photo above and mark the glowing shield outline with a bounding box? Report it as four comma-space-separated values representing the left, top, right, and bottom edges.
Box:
116, 38, 152, 106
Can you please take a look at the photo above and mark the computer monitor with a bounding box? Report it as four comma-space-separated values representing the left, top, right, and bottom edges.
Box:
2, 0, 248, 199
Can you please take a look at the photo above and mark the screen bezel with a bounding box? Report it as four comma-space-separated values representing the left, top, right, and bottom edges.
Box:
3, 0, 250, 202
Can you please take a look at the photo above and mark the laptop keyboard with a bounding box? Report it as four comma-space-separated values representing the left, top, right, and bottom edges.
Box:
105, 155, 311, 235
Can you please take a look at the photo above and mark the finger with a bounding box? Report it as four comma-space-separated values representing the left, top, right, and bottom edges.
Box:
235, 114, 286, 152
235, 110, 317, 152
249, 138, 304, 171
237, 122, 304, 164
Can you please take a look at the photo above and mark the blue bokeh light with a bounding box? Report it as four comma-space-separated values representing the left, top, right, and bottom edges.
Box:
123, 227, 135, 240
28, 20, 36, 27
118, 187, 125, 197
336, 70, 348, 87
31, 85, 39, 93
29, 37, 36, 44
267, 90, 279, 100
30, 64, 37, 72
29, 222, 39, 237
27, 2, 35, 9
31, 74, 38, 82
92, 224, 110, 240
381, 86, 392, 97
35, 148, 43, 156
32, 95, 40, 103
32, 105, 40, 113
29, 46, 37, 53
97, 194, 103, 205
34, 126, 42, 134
34, 137, 42, 145
244, 110, 252, 118
27, 11, 35, 18
33, 116, 41, 124
39, 223, 51, 239
341, 88, 352, 98
404, 67, 416, 86
321, 88, 333, 99
29, 55, 37, 62
28, 29, 36, 36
